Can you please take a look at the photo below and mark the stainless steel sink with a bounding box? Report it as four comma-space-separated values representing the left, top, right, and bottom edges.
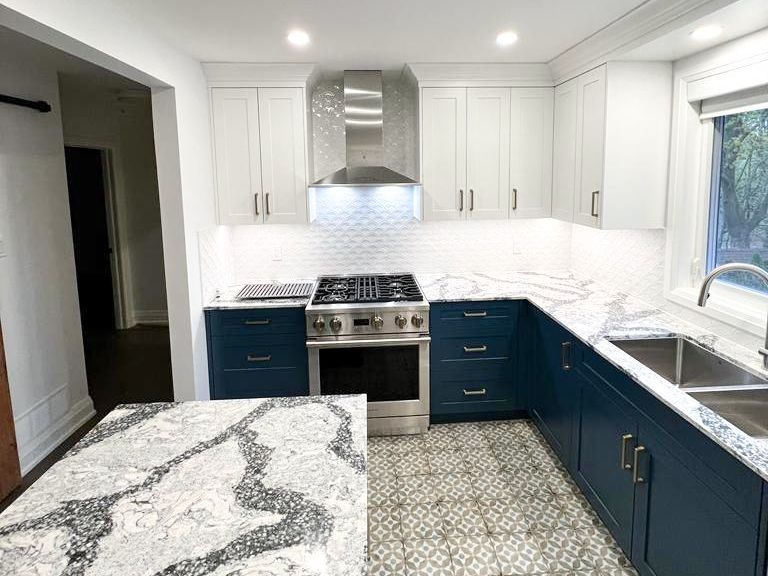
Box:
688, 389, 768, 439
609, 336, 768, 390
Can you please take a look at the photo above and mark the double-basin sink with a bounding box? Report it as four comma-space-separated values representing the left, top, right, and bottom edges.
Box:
610, 336, 768, 439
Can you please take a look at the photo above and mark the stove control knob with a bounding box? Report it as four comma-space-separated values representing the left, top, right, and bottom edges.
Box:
411, 313, 424, 328
394, 314, 407, 329
313, 317, 326, 332
330, 317, 343, 332
372, 315, 384, 329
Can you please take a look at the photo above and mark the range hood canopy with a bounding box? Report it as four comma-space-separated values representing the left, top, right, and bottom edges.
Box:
311, 70, 418, 187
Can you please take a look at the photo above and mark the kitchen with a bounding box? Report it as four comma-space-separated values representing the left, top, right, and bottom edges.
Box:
2, 0, 768, 575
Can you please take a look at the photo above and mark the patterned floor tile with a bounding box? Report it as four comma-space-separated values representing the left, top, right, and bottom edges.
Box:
502, 466, 555, 500
397, 474, 438, 504
478, 499, 530, 535
429, 450, 470, 474
441, 500, 488, 536
517, 494, 574, 531
478, 421, 520, 444
369, 540, 406, 576
369, 450, 396, 477
534, 527, 593, 572
490, 532, 550, 575
462, 448, 502, 474
425, 426, 460, 453
400, 503, 446, 539
471, 470, 518, 501
385, 434, 427, 454
433, 472, 477, 502
448, 534, 502, 576
395, 450, 431, 476
368, 474, 400, 507
404, 537, 455, 576
453, 424, 491, 451
368, 506, 402, 542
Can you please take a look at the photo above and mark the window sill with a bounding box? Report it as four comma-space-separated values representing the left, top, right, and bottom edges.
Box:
667, 286, 767, 338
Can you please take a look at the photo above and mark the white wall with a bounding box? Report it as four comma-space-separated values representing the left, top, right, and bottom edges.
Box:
0, 35, 94, 473
59, 76, 168, 326
0, 0, 217, 402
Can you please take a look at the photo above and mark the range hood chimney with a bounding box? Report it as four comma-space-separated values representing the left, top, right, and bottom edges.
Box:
311, 70, 418, 187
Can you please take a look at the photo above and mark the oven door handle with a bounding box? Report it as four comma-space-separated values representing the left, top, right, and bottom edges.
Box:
306, 336, 431, 349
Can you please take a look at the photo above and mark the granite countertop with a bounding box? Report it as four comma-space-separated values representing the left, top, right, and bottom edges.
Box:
0, 395, 367, 576
417, 271, 768, 482
205, 280, 316, 310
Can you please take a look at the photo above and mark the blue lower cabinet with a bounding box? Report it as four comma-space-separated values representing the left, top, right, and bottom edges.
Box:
430, 301, 522, 421
205, 308, 309, 400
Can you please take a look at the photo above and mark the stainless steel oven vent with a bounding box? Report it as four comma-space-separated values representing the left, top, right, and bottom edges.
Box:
236, 282, 313, 300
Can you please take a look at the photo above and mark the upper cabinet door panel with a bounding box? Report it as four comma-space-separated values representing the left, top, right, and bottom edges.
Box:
422, 88, 467, 220
257, 87, 308, 224
552, 79, 577, 222
573, 65, 606, 228
211, 88, 263, 225
510, 88, 553, 219
466, 87, 510, 220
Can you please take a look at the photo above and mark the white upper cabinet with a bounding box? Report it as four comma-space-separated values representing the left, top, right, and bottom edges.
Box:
211, 88, 263, 225
257, 88, 307, 224
467, 87, 510, 220
552, 62, 672, 229
421, 87, 467, 220
510, 88, 553, 219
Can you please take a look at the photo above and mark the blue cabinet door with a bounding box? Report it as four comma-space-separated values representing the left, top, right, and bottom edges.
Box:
528, 309, 578, 467
573, 361, 637, 554
631, 418, 760, 576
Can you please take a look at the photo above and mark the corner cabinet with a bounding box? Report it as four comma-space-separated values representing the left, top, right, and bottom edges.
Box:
551, 62, 672, 229
205, 64, 317, 226
420, 86, 553, 221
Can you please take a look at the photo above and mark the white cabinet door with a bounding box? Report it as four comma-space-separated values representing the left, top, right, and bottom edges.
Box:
421, 87, 467, 220
211, 88, 263, 225
510, 88, 553, 219
257, 87, 308, 224
573, 65, 606, 228
551, 79, 578, 222
466, 87, 510, 220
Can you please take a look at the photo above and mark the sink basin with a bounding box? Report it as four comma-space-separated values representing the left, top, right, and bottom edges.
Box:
688, 389, 768, 439
609, 336, 768, 390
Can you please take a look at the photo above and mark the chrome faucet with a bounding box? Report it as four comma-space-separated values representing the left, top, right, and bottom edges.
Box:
698, 262, 768, 368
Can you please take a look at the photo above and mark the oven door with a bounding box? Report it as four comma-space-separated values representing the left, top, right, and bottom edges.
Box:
307, 336, 430, 418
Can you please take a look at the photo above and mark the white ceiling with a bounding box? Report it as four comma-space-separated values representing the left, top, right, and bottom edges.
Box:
116, 0, 648, 71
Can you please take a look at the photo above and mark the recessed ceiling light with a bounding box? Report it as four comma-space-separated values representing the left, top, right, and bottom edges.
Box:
287, 29, 310, 47
690, 24, 722, 41
496, 31, 519, 47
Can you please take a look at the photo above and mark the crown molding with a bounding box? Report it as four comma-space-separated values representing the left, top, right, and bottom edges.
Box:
406, 63, 554, 87
548, 0, 740, 84
202, 62, 319, 88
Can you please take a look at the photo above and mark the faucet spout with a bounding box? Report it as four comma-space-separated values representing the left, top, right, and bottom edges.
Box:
698, 263, 768, 369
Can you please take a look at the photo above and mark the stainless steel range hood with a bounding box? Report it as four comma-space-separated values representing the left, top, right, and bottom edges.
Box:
311, 70, 418, 187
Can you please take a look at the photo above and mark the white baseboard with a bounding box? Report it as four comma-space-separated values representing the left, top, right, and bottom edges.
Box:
16, 396, 96, 475
132, 309, 169, 326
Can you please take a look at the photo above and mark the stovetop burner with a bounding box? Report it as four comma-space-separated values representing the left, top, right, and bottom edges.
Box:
312, 274, 423, 305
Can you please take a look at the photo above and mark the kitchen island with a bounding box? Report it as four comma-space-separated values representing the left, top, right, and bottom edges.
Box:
0, 395, 367, 576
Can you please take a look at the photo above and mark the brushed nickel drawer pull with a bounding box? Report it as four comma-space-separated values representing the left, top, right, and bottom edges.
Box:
469, 189, 474, 211
620, 434, 634, 470
459, 189, 464, 211
247, 354, 271, 362
463, 345, 488, 353
254, 193, 259, 216
244, 319, 271, 325
512, 188, 518, 211
561, 341, 572, 370
265, 192, 271, 215
463, 388, 486, 396
463, 311, 487, 318
633, 446, 647, 483
591, 190, 600, 218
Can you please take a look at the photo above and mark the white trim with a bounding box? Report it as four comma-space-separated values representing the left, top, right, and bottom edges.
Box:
406, 63, 554, 87
133, 309, 169, 326
202, 62, 319, 88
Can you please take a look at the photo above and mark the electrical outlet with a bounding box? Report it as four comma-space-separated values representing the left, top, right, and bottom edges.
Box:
272, 245, 282, 261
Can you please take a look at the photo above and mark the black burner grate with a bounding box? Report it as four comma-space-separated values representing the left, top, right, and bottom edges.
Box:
312, 274, 423, 304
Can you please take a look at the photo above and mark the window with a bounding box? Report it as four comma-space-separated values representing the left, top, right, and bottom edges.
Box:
707, 107, 768, 293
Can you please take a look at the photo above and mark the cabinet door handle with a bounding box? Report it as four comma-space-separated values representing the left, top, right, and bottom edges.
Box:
459, 189, 464, 211
620, 434, 634, 470
254, 193, 260, 216
591, 190, 600, 218
247, 354, 272, 362
633, 446, 647, 483
244, 319, 271, 325
512, 188, 518, 211
265, 192, 271, 215
469, 189, 475, 211
463, 388, 486, 396
561, 341, 572, 370
463, 345, 488, 353
463, 311, 487, 318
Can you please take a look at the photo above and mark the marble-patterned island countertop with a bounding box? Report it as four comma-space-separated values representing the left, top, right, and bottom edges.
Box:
205, 279, 317, 310
417, 271, 768, 482
0, 395, 367, 576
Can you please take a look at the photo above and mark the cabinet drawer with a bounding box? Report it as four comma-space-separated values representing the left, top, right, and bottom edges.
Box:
211, 334, 306, 370
212, 368, 308, 400
432, 376, 516, 414
207, 308, 305, 337
432, 334, 513, 361
432, 301, 520, 337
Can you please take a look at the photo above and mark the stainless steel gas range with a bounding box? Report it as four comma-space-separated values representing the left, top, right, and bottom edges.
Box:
305, 273, 430, 436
